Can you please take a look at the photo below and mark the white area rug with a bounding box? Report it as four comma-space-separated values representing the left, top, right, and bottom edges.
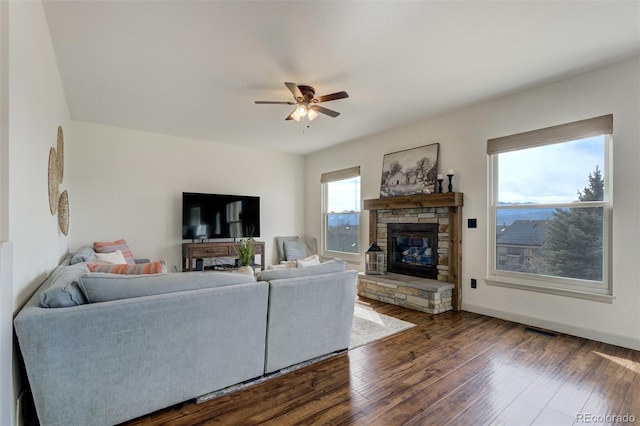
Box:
350, 303, 416, 349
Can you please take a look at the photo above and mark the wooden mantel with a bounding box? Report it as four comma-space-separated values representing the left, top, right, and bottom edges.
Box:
363, 192, 464, 311
363, 192, 463, 210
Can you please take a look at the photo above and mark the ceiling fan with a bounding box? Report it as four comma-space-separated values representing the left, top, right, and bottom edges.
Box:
255, 82, 349, 121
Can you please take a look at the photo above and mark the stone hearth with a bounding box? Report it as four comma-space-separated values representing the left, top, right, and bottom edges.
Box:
358, 273, 454, 314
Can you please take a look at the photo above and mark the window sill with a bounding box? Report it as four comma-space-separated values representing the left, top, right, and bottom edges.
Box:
322, 251, 361, 265
485, 276, 615, 304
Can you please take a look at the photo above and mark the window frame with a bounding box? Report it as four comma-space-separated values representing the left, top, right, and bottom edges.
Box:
486, 115, 614, 303
321, 166, 362, 263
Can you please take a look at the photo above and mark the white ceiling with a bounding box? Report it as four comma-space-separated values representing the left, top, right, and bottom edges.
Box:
42, 1, 640, 155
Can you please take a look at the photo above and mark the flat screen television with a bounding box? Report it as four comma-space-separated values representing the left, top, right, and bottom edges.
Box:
182, 192, 260, 240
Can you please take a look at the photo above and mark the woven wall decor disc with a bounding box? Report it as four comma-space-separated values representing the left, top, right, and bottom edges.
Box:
58, 190, 69, 236
48, 147, 59, 215
57, 126, 64, 183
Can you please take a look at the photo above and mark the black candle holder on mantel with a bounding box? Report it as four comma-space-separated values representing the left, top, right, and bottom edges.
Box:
437, 178, 444, 193
447, 173, 454, 192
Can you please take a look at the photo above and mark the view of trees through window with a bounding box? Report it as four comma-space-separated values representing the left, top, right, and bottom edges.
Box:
495, 135, 607, 284
544, 168, 604, 281
497, 167, 604, 281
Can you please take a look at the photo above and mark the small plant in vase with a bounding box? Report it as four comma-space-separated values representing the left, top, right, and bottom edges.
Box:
235, 237, 255, 275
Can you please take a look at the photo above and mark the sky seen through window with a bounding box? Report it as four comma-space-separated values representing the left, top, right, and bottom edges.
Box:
498, 136, 605, 205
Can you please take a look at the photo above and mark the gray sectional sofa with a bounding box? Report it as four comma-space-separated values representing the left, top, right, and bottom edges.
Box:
14, 252, 357, 426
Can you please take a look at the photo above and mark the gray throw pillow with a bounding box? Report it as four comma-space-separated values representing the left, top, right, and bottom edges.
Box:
40, 263, 90, 308
275, 236, 299, 262
283, 239, 308, 261
70, 245, 96, 265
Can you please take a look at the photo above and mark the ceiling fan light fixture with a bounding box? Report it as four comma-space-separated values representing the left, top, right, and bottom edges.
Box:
296, 103, 308, 117
308, 109, 319, 121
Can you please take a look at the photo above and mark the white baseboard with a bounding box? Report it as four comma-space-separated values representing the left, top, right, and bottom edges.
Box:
462, 303, 640, 351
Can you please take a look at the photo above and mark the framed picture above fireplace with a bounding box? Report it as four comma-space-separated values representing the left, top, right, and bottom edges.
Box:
380, 143, 439, 198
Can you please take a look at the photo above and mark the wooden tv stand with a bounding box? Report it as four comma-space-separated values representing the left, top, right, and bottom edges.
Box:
182, 241, 265, 272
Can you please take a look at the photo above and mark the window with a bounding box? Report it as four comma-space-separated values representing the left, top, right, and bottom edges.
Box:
487, 115, 613, 301
321, 166, 361, 260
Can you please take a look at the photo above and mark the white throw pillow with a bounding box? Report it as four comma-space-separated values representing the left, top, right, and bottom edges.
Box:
94, 250, 128, 265
296, 254, 321, 268
268, 260, 298, 270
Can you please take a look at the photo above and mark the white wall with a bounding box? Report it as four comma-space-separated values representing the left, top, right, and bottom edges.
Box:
9, 0, 71, 307
0, 0, 11, 423
68, 121, 306, 269
5, 1, 72, 425
305, 57, 640, 350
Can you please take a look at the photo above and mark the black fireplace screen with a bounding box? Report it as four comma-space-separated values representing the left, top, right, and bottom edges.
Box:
387, 223, 438, 278
392, 235, 434, 265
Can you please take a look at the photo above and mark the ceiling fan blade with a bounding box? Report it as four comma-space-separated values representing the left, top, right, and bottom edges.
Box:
255, 101, 295, 105
316, 91, 349, 103
311, 105, 340, 118
284, 82, 304, 100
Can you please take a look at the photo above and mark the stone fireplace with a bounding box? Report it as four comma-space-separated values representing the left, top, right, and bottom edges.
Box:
359, 193, 463, 313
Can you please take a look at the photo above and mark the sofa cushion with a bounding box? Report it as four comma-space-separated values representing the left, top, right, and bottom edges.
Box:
264, 270, 357, 373
93, 239, 135, 264
70, 246, 96, 265
78, 271, 256, 303
87, 260, 167, 275
257, 258, 346, 282
40, 263, 90, 308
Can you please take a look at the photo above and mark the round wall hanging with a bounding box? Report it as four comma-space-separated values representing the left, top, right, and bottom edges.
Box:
57, 126, 64, 183
58, 190, 69, 236
48, 147, 58, 215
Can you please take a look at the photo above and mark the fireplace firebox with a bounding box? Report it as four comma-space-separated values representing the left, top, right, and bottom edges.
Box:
387, 223, 439, 279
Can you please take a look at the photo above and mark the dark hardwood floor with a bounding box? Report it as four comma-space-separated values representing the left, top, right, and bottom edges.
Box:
125, 298, 639, 425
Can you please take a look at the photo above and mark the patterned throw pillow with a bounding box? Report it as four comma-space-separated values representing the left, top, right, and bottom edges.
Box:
93, 239, 135, 264
87, 260, 167, 275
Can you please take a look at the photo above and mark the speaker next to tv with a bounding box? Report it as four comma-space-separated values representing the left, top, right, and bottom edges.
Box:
195, 258, 204, 271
